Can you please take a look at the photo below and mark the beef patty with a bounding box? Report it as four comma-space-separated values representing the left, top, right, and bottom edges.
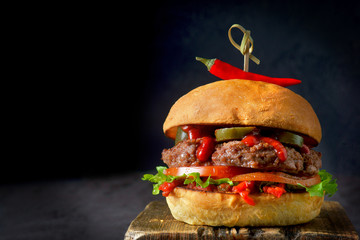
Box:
161, 139, 321, 176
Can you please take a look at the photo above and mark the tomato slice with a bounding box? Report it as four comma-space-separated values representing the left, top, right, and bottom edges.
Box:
230, 172, 321, 187
163, 166, 256, 179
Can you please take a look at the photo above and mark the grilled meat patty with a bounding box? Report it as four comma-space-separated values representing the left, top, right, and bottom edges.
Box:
162, 139, 321, 176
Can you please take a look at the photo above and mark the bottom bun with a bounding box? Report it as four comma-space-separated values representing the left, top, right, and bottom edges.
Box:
166, 187, 324, 227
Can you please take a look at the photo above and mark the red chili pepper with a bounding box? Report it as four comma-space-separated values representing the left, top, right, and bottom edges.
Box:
159, 180, 182, 197
263, 183, 287, 198
260, 136, 287, 162
232, 181, 255, 192
232, 181, 255, 206
196, 137, 216, 162
239, 191, 255, 206
196, 57, 301, 87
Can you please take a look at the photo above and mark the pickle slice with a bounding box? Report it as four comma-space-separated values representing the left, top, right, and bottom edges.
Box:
277, 131, 303, 148
215, 127, 255, 142
175, 127, 188, 145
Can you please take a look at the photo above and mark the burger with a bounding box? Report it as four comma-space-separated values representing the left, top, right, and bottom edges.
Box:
143, 79, 337, 227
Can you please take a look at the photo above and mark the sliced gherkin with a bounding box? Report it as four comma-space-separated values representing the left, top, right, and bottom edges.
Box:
215, 127, 255, 142
175, 127, 188, 145
277, 131, 304, 148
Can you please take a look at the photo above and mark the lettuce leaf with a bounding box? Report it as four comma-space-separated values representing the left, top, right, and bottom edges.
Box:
184, 172, 234, 187
142, 166, 234, 195
142, 166, 180, 195
298, 169, 338, 197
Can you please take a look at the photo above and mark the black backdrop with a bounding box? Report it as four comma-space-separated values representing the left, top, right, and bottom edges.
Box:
5, 0, 359, 182
129, 0, 360, 177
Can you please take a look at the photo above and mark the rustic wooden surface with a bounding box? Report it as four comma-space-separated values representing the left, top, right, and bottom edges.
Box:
125, 200, 359, 240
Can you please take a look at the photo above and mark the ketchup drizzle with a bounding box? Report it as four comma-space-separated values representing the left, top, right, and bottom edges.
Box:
181, 125, 216, 162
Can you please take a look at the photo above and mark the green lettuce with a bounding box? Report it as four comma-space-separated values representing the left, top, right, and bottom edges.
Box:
298, 169, 338, 197
142, 166, 234, 195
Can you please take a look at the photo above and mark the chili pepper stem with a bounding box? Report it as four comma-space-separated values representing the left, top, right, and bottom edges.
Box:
195, 57, 215, 71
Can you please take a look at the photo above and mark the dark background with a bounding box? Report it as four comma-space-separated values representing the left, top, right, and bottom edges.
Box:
5, 0, 360, 182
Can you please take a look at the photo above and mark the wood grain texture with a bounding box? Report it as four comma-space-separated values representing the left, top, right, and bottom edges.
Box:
125, 200, 359, 240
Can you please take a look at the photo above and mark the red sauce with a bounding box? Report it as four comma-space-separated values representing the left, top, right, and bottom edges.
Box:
260, 137, 287, 162
241, 134, 287, 162
196, 137, 216, 162
181, 126, 216, 162
241, 134, 260, 147
181, 125, 201, 139
300, 144, 310, 154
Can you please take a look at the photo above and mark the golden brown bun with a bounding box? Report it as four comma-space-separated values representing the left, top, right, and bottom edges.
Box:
163, 79, 321, 144
166, 187, 324, 227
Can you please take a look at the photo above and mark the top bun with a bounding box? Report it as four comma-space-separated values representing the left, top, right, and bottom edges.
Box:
163, 79, 321, 144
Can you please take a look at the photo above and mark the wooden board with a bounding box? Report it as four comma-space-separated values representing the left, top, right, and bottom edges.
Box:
125, 200, 359, 240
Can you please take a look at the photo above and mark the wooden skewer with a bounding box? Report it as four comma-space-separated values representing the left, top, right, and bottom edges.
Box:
243, 41, 250, 72
228, 24, 260, 72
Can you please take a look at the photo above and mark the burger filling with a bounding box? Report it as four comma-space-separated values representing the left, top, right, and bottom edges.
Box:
162, 139, 321, 176
143, 125, 337, 205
